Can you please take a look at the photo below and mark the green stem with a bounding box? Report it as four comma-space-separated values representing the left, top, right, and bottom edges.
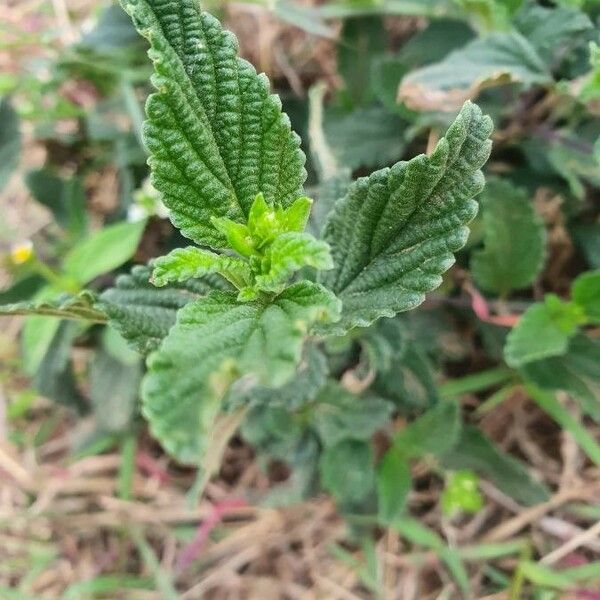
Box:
32, 258, 79, 294
439, 367, 515, 398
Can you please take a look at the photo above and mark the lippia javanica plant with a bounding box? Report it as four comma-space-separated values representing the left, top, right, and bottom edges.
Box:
2, 0, 493, 509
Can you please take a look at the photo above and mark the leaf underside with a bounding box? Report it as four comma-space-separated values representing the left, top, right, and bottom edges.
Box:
320, 101, 493, 334
142, 281, 340, 463
121, 0, 306, 248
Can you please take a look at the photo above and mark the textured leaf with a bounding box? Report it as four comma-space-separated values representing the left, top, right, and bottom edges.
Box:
142, 281, 341, 462
471, 178, 546, 295
320, 102, 492, 334
256, 233, 333, 292
504, 295, 586, 367
121, 0, 305, 248
98, 264, 228, 354
399, 32, 550, 111
319, 440, 375, 505
0, 97, 21, 192
312, 382, 394, 448
151, 247, 251, 289
63, 220, 146, 285
572, 270, 600, 323
0, 291, 106, 322
521, 335, 600, 422
442, 425, 549, 506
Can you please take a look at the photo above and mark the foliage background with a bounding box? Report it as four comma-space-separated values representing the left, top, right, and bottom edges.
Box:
0, 0, 599, 598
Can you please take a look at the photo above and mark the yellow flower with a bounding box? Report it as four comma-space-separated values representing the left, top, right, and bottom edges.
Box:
10, 240, 34, 265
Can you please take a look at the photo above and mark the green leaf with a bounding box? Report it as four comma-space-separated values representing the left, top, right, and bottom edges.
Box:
63, 220, 146, 285
121, 0, 305, 248
504, 294, 587, 367
323, 105, 406, 170
514, 3, 592, 65
256, 233, 333, 292
320, 102, 492, 334
0, 291, 106, 322
391, 400, 461, 458
521, 335, 600, 422
142, 281, 341, 462
377, 449, 411, 524
319, 439, 375, 504
227, 344, 329, 411
572, 269, 600, 323
90, 329, 142, 432
25, 169, 88, 238
311, 382, 394, 448
441, 470, 483, 516
441, 425, 549, 505
0, 97, 21, 192
34, 321, 88, 414
337, 16, 386, 107
471, 179, 546, 295
98, 264, 228, 354
151, 247, 252, 289
399, 32, 550, 111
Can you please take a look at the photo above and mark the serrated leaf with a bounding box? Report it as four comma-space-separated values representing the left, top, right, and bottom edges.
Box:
121, 0, 305, 248
399, 32, 550, 111
98, 264, 228, 354
0, 97, 21, 192
320, 101, 492, 334
504, 295, 586, 367
256, 233, 333, 292
471, 178, 546, 295
142, 281, 341, 463
0, 291, 107, 322
311, 382, 394, 448
441, 425, 549, 505
63, 220, 146, 285
319, 440, 375, 505
151, 247, 252, 289
572, 270, 600, 323
521, 335, 600, 422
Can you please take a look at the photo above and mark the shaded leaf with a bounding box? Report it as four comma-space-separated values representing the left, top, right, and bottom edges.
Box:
471, 178, 546, 295
0, 97, 21, 192
0, 291, 106, 322
319, 439, 375, 504
441, 425, 549, 505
